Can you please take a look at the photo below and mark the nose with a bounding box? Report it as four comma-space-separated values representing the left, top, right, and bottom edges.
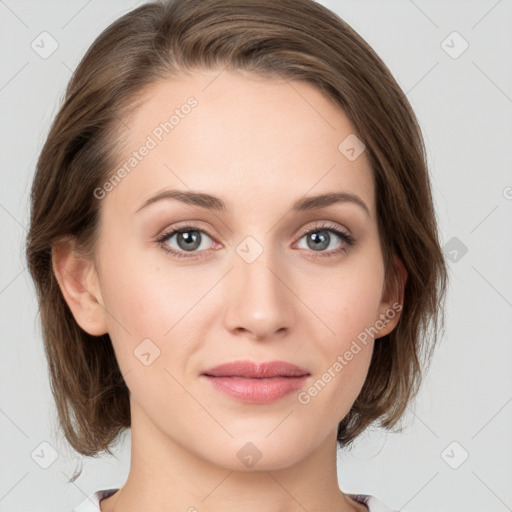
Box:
222, 240, 295, 341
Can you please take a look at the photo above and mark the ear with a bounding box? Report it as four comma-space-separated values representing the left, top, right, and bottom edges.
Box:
374, 253, 407, 339
51, 237, 108, 336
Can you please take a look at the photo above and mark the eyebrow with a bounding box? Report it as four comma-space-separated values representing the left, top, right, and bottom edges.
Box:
135, 189, 370, 217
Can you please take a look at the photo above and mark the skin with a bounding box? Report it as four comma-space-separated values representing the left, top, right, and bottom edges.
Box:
53, 68, 406, 512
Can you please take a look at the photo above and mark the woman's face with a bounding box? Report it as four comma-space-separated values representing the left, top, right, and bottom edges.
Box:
85, 69, 402, 470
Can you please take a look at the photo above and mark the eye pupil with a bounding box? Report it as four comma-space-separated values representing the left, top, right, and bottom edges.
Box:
178, 231, 201, 251
308, 231, 329, 251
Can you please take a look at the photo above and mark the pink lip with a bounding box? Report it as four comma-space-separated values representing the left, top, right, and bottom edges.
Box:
201, 360, 310, 404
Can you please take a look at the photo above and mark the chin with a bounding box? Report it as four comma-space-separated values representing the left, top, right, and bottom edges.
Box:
200, 433, 317, 472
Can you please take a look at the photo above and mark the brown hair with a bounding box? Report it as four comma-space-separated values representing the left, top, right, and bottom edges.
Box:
25, 0, 448, 479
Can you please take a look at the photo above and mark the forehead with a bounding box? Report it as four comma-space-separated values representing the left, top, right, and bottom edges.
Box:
105, 69, 375, 217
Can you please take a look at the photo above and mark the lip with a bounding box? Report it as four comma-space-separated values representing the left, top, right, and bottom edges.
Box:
202, 360, 310, 378
201, 360, 310, 404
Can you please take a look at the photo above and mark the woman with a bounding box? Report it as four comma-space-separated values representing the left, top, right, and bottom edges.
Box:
25, 0, 447, 510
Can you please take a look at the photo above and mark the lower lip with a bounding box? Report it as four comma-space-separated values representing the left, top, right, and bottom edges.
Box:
202, 375, 309, 403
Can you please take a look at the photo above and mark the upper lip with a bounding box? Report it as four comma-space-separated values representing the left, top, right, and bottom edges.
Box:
201, 360, 310, 378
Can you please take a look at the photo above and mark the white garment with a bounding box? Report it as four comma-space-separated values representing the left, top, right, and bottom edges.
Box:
72, 488, 401, 511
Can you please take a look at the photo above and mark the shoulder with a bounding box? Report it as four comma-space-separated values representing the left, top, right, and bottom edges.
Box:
72, 489, 400, 512
348, 493, 403, 512
71, 488, 119, 512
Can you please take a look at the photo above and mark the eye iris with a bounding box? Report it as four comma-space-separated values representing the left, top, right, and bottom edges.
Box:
308, 230, 330, 251
177, 231, 201, 251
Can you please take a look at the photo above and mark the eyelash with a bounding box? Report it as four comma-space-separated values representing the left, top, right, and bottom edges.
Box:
155, 221, 356, 261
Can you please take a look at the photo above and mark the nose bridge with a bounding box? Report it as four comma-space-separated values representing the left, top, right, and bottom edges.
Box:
223, 234, 294, 338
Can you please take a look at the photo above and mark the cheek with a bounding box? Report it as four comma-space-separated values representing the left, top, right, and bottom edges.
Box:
299, 250, 384, 403
299, 275, 379, 419
97, 246, 212, 369
309, 256, 385, 346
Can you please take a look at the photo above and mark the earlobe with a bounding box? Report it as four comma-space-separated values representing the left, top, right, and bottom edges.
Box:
375, 253, 407, 339
51, 237, 108, 336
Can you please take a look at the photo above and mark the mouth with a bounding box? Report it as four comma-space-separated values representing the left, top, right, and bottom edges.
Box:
200, 360, 311, 403
201, 360, 310, 378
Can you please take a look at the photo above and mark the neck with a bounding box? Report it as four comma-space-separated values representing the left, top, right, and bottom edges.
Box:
101, 400, 364, 512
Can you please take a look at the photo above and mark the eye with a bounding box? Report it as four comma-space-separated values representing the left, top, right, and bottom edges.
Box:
155, 221, 355, 260
156, 223, 216, 259
294, 222, 355, 259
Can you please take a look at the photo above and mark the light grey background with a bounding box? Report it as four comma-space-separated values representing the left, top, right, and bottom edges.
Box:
1, 0, 511, 511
